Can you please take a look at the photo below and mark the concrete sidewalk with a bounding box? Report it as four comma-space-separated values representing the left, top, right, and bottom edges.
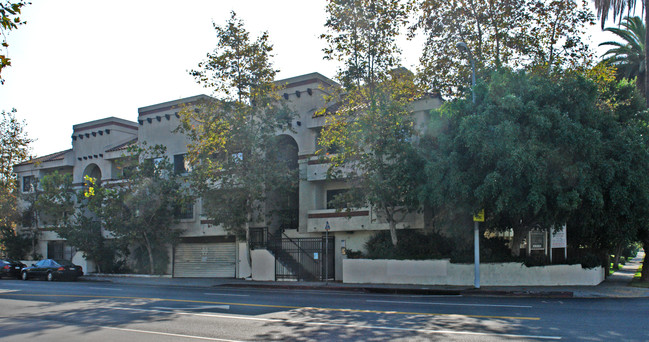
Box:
81, 251, 649, 299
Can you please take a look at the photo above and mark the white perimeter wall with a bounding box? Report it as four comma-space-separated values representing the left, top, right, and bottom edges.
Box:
251, 249, 275, 281
343, 259, 604, 286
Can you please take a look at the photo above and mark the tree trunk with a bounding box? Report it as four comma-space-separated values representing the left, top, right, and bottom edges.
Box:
641, 240, 649, 282
143, 234, 155, 274
389, 220, 398, 247
146, 244, 155, 275
510, 227, 527, 257
612, 243, 623, 271
601, 250, 611, 278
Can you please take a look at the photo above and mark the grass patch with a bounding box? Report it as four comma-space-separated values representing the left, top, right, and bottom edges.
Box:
630, 265, 649, 288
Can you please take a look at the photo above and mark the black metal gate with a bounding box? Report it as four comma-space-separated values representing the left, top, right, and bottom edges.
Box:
270, 235, 335, 281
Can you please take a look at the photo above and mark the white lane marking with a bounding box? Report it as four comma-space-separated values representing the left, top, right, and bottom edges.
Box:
88, 287, 123, 291
367, 299, 532, 308
153, 305, 230, 311
112, 307, 560, 340
102, 326, 242, 341
203, 293, 249, 297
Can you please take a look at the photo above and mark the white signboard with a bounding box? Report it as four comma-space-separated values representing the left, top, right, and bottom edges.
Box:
551, 225, 567, 248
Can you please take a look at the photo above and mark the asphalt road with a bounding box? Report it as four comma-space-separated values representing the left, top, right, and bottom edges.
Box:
0, 279, 646, 341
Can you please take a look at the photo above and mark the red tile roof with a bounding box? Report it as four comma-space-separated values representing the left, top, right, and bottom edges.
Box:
15, 149, 72, 167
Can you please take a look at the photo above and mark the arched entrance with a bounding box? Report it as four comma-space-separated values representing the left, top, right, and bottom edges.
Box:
83, 163, 102, 184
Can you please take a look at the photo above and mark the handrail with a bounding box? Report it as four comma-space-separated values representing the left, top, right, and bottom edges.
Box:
281, 231, 318, 264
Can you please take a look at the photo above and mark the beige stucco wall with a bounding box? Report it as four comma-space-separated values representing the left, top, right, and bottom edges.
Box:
343, 259, 605, 286
238, 242, 251, 279
251, 249, 275, 281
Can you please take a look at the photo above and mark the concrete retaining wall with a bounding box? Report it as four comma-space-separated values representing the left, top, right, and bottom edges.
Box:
343, 259, 604, 286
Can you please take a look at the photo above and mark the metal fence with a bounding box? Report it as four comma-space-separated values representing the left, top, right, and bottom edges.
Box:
270, 235, 335, 281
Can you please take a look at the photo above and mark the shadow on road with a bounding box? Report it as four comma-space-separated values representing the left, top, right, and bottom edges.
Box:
0, 297, 177, 339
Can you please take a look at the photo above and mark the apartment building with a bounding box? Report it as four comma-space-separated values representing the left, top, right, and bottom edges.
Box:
13, 72, 442, 281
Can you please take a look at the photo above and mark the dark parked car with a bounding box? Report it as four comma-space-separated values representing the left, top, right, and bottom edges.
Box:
21, 259, 83, 281
0, 259, 26, 279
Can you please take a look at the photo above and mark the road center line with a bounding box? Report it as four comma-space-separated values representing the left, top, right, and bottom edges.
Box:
112, 307, 559, 340
0, 293, 539, 320
367, 299, 532, 308
153, 305, 230, 310
102, 326, 242, 342
88, 287, 123, 291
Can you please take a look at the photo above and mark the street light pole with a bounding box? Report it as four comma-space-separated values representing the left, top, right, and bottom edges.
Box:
457, 41, 480, 289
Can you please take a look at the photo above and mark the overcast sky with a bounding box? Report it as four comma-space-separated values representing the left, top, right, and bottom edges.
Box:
0, 0, 624, 157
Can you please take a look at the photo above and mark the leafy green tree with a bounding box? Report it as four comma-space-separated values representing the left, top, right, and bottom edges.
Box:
35, 171, 120, 272
0, 223, 30, 259
0, 109, 32, 258
0, 109, 31, 224
89, 146, 192, 274
321, 0, 412, 89
420, 68, 646, 257
567, 74, 649, 279
0, 1, 28, 83
179, 11, 294, 237
319, 0, 424, 247
600, 16, 646, 97
414, 0, 594, 98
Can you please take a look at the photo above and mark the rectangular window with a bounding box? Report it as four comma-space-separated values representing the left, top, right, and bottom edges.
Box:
174, 154, 190, 174
175, 202, 194, 220
22, 176, 34, 192
47, 241, 71, 259
326, 189, 351, 209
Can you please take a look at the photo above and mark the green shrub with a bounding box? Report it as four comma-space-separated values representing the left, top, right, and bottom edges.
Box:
449, 236, 522, 264
524, 253, 550, 267
622, 243, 641, 259
345, 249, 364, 259
364, 230, 453, 260
0, 224, 33, 260
567, 250, 602, 269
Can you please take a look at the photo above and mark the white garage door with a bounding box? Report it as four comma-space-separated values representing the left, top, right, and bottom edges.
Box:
174, 242, 236, 278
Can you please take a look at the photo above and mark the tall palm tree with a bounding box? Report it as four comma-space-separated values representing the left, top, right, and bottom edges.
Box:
593, 0, 648, 103
600, 16, 646, 96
